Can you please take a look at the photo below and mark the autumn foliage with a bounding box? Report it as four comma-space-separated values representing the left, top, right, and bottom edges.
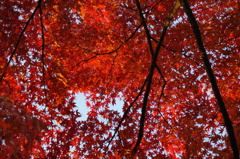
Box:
0, 0, 239, 158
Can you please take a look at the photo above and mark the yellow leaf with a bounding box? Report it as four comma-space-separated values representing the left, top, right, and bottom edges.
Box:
56, 73, 68, 86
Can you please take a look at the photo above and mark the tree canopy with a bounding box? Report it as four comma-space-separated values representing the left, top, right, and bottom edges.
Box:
0, 0, 239, 158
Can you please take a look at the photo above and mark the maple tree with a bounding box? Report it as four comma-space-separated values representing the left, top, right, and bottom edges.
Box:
0, 0, 239, 158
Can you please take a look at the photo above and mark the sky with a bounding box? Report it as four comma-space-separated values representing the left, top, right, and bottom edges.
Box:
75, 93, 124, 121
74, 93, 90, 120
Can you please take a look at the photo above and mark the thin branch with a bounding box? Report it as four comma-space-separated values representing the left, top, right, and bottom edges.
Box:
180, 0, 239, 158
135, 2, 155, 57
106, 52, 119, 83
144, 0, 163, 14
155, 66, 166, 97
156, 109, 173, 129
39, 0, 47, 99
0, 1, 41, 83
106, 74, 149, 150
150, 31, 202, 67
39, 0, 49, 118
105, 52, 119, 100
39, 2, 56, 156
71, 23, 143, 71
132, 0, 180, 156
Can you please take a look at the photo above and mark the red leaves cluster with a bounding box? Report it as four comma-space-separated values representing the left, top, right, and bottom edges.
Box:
0, 0, 239, 158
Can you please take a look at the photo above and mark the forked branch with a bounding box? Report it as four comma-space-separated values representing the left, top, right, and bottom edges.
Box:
132, 0, 180, 156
